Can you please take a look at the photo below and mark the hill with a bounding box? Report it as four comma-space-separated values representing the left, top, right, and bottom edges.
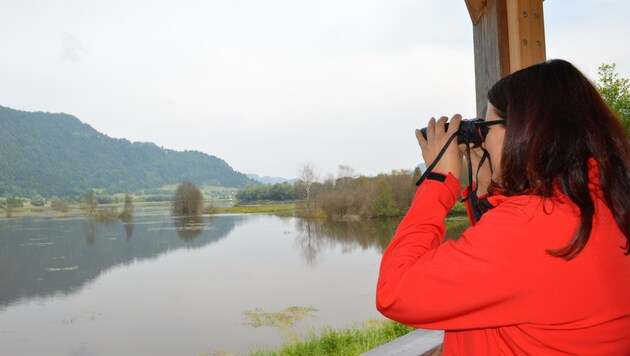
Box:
246, 173, 298, 184
0, 106, 256, 197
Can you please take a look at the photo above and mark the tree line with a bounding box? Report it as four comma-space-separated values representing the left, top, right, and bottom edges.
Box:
235, 167, 420, 220
236, 182, 299, 202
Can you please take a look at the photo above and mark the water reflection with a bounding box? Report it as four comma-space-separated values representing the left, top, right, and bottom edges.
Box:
173, 215, 205, 241
124, 221, 134, 240
293, 217, 469, 266
119, 209, 134, 240
85, 220, 96, 245
0, 212, 245, 308
294, 218, 401, 266
0, 213, 413, 355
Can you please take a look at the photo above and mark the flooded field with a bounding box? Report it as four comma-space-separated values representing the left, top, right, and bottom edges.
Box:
0, 208, 400, 355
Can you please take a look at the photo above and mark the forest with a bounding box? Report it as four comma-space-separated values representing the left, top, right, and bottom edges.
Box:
0, 106, 256, 197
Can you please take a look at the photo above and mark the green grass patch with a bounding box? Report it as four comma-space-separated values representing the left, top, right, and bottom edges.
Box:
449, 201, 467, 216
217, 203, 298, 214
249, 320, 414, 356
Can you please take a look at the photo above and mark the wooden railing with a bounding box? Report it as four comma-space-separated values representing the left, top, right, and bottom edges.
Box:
360, 329, 444, 356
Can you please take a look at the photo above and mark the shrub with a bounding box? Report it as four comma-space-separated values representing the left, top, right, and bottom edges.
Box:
118, 194, 134, 221
30, 194, 45, 207
91, 207, 119, 222
50, 198, 70, 213
172, 182, 203, 215
6, 196, 23, 208
369, 178, 400, 218
83, 191, 98, 212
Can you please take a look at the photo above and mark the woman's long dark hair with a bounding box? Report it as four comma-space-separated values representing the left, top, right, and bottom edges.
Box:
487, 59, 630, 259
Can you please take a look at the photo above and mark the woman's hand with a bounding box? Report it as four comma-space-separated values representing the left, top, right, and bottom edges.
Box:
415, 115, 465, 180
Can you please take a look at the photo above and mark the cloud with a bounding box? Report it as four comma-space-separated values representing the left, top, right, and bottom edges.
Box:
61, 32, 87, 61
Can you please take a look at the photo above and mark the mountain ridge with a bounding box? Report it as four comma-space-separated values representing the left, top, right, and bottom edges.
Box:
0, 105, 256, 197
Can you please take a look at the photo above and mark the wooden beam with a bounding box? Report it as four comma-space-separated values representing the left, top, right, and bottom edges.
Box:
470, 0, 510, 117
465, 0, 488, 25
506, 0, 546, 71
466, 0, 546, 116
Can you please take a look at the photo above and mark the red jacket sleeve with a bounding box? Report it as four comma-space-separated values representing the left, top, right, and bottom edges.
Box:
376, 173, 539, 330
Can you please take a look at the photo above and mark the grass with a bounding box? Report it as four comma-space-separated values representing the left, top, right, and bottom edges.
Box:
449, 201, 467, 216
248, 320, 414, 356
216, 203, 298, 214
0, 200, 299, 218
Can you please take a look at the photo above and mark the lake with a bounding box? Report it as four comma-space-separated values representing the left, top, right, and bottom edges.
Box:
0, 207, 402, 355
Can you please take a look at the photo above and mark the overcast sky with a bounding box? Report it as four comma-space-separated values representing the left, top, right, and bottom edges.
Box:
1, 0, 629, 179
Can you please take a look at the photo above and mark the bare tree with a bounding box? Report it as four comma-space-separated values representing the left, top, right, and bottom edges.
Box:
297, 161, 318, 205
83, 191, 98, 213
51, 197, 70, 213
172, 182, 203, 216
336, 164, 356, 188
118, 194, 134, 222
337, 165, 356, 179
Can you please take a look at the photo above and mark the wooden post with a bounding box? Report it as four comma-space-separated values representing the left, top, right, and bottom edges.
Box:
465, 0, 545, 117
506, 0, 546, 71
466, 0, 509, 117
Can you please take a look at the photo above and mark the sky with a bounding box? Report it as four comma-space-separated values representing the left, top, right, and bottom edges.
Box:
1, 0, 629, 180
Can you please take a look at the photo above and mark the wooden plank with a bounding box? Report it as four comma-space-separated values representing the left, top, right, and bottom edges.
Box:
506, 0, 520, 72
497, 0, 511, 77
530, 0, 546, 65
465, 0, 488, 25
506, 0, 546, 72
360, 329, 445, 356
471, 0, 509, 117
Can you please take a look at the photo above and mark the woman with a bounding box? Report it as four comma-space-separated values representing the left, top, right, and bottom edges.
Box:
376, 59, 630, 354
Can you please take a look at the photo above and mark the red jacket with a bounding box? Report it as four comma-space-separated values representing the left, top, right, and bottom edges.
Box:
376, 173, 630, 355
